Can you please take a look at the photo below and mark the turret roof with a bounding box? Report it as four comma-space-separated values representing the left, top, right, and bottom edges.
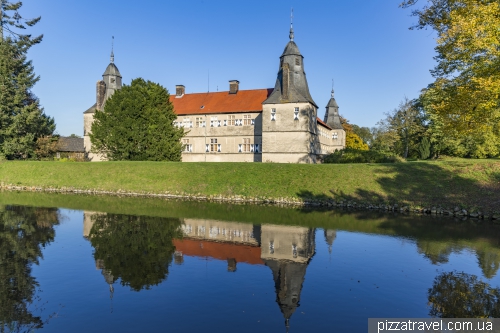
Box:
103, 63, 121, 77
281, 41, 301, 57
264, 29, 317, 107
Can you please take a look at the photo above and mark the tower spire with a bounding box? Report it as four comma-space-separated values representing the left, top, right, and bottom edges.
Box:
331, 78, 334, 97
110, 36, 114, 64
289, 8, 294, 41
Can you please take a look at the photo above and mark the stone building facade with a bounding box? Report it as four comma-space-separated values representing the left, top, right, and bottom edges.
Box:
83, 27, 345, 163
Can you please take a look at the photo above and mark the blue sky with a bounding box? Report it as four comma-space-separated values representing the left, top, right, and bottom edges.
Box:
18, 0, 436, 136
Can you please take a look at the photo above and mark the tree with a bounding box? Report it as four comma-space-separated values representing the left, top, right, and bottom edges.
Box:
340, 117, 369, 150
345, 132, 369, 150
90, 78, 185, 161
0, 1, 43, 49
428, 271, 500, 318
351, 124, 373, 147
401, 0, 500, 139
373, 98, 427, 158
88, 213, 183, 291
0, 205, 60, 332
34, 135, 58, 160
418, 137, 431, 159
0, 2, 54, 160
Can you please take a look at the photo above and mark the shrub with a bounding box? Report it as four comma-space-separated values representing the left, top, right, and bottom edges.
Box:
418, 137, 431, 160
324, 148, 404, 164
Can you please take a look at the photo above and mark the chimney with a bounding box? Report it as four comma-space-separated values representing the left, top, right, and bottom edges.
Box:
96, 80, 106, 110
175, 85, 185, 97
229, 80, 239, 94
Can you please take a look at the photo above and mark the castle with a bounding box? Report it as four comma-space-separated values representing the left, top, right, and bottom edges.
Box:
84, 25, 346, 163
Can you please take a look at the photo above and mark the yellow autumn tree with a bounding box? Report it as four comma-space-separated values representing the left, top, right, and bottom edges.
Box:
402, 0, 500, 140
340, 117, 369, 150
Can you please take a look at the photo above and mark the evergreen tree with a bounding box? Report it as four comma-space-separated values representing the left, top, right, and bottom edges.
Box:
418, 137, 431, 160
0, 2, 54, 160
0, 205, 60, 331
90, 78, 185, 161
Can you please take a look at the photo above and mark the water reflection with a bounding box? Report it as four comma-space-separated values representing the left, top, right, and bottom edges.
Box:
82, 208, 500, 325
175, 219, 316, 329
428, 271, 500, 318
0, 205, 59, 332
84, 212, 183, 291
85, 214, 317, 328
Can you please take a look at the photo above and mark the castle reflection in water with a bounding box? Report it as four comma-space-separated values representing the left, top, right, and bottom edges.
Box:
83, 212, 336, 329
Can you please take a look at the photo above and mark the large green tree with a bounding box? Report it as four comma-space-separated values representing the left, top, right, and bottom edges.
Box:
90, 78, 184, 161
0, 1, 55, 160
88, 213, 183, 291
401, 0, 500, 144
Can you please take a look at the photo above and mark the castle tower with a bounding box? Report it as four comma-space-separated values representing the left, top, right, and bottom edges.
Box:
323, 89, 346, 149
262, 17, 320, 163
260, 224, 315, 330
324, 229, 336, 254
83, 39, 122, 161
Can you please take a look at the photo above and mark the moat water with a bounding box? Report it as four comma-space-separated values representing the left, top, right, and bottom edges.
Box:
1, 192, 500, 333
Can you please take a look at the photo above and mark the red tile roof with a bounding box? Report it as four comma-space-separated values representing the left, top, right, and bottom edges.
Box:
170, 89, 273, 115
317, 117, 332, 130
172, 238, 264, 266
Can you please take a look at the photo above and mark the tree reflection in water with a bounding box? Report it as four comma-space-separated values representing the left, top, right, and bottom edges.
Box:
88, 213, 183, 291
428, 271, 500, 318
0, 205, 60, 333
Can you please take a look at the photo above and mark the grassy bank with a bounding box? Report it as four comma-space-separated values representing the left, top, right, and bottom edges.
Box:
0, 159, 499, 211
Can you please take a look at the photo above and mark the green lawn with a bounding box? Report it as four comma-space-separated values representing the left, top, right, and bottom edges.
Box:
0, 159, 499, 211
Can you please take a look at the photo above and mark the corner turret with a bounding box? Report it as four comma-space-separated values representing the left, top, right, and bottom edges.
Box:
324, 89, 343, 129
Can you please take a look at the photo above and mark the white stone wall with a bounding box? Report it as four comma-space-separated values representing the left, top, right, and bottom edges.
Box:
179, 112, 263, 162
83, 113, 106, 162
260, 224, 315, 263
261, 102, 318, 163
181, 219, 258, 245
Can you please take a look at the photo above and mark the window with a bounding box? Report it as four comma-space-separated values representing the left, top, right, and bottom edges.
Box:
210, 138, 218, 152
227, 115, 235, 126
243, 138, 251, 152
183, 117, 192, 128
333, 132, 338, 140
271, 108, 276, 121
269, 241, 275, 254
210, 116, 217, 127
295, 57, 300, 66
243, 115, 252, 126
294, 107, 299, 120
195, 117, 204, 127
182, 139, 192, 152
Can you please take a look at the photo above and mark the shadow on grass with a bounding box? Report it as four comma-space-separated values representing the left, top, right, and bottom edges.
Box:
297, 162, 500, 211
